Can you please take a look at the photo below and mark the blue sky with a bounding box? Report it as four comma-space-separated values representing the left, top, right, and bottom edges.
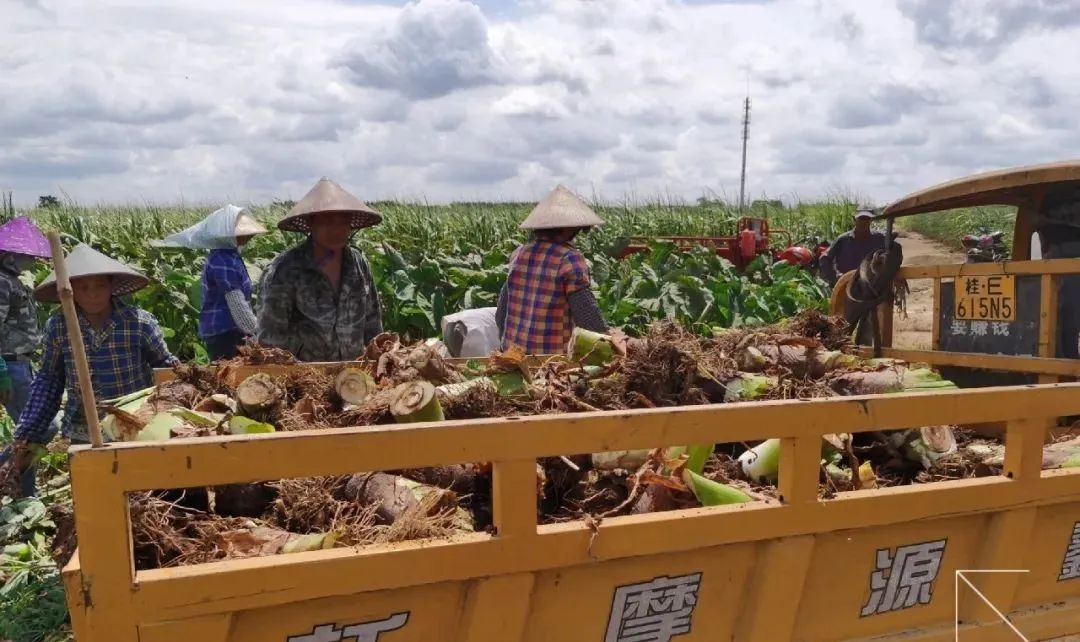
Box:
2, 0, 1079, 206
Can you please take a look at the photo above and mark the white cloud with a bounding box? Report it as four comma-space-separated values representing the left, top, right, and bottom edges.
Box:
1, 0, 1079, 207
493, 87, 573, 120
336, 0, 501, 99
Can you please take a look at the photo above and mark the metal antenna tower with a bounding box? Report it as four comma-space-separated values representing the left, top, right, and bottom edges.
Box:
738, 91, 751, 214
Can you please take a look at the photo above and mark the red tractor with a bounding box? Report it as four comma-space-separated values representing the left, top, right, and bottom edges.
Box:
617, 217, 826, 273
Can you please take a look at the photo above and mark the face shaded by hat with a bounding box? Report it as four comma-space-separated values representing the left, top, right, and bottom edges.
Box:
34, 243, 149, 304
519, 185, 604, 231
277, 178, 382, 233
0, 216, 51, 259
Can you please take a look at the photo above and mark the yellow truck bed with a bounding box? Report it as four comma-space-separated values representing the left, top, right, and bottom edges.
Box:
61, 373, 1080, 642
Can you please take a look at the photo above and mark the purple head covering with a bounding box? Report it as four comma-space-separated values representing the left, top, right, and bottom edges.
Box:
0, 216, 51, 258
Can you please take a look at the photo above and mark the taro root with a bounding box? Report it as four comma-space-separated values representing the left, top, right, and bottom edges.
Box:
390, 381, 444, 423
334, 368, 375, 409
236, 373, 284, 417
408, 345, 463, 384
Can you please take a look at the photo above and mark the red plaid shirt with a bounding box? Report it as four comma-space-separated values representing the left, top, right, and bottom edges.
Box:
502, 240, 592, 355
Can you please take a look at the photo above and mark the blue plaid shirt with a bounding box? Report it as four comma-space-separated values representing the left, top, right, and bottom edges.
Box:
15, 302, 178, 444
199, 248, 252, 338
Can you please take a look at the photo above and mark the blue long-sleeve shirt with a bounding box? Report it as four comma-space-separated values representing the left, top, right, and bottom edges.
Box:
199, 248, 253, 338
15, 302, 178, 444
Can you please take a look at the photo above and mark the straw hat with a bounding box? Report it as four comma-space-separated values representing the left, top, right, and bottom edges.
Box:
235, 210, 267, 238
519, 185, 604, 230
277, 178, 382, 233
154, 204, 268, 250
35, 243, 150, 303
0, 216, 51, 259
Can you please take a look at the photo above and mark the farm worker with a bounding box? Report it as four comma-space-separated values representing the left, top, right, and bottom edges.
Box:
819, 208, 889, 287
496, 184, 608, 355
0, 217, 52, 423
256, 177, 384, 362
0, 244, 178, 497
153, 204, 268, 361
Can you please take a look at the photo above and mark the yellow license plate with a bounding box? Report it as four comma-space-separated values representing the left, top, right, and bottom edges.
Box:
954, 275, 1016, 321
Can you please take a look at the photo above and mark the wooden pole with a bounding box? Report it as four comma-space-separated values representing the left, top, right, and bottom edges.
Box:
46, 232, 104, 448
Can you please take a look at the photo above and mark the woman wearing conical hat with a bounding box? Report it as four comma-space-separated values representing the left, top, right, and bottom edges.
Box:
154, 204, 268, 361
496, 185, 608, 355
0, 217, 52, 424
256, 178, 384, 362
0, 244, 178, 497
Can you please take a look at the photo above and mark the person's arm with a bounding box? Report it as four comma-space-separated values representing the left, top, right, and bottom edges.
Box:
560, 251, 608, 332
213, 253, 258, 336
819, 236, 844, 285
13, 317, 66, 445
255, 258, 296, 352
567, 288, 607, 333
140, 312, 179, 368
354, 252, 384, 342
495, 282, 508, 339
225, 290, 258, 335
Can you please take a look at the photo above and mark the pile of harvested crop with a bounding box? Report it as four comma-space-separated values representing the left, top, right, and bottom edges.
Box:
227, 339, 298, 366
102, 313, 1073, 569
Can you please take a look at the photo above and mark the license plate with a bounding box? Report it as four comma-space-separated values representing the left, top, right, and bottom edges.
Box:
954, 275, 1016, 321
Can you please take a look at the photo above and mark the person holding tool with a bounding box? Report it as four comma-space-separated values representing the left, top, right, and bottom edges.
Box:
0, 217, 52, 423
154, 204, 268, 361
0, 243, 177, 497
256, 177, 384, 362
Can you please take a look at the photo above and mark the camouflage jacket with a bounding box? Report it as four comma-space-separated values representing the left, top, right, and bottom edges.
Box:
0, 256, 41, 358
255, 238, 383, 362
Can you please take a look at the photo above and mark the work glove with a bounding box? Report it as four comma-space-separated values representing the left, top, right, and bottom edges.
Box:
0, 369, 12, 406
0, 440, 34, 499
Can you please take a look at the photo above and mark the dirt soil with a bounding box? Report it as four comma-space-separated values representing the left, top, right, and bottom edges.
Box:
892, 231, 964, 350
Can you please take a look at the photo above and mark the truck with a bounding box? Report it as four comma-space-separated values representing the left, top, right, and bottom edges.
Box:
60, 160, 1080, 641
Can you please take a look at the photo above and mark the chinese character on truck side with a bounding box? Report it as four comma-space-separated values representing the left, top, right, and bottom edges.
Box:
605, 573, 702, 642
287, 612, 409, 642
861, 540, 947, 617
1060, 522, 1080, 582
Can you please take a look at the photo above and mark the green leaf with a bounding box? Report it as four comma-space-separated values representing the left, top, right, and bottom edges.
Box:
229, 416, 276, 435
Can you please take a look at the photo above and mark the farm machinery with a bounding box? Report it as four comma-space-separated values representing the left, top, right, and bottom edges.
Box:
617, 216, 828, 272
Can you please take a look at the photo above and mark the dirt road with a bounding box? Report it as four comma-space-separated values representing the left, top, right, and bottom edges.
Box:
891, 230, 964, 350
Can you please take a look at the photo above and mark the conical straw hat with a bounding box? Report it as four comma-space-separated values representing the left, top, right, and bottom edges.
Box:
0, 216, 51, 258
277, 177, 382, 233
235, 211, 267, 237
35, 243, 150, 303
153, 205, 268, 250
519, 185, 604, 230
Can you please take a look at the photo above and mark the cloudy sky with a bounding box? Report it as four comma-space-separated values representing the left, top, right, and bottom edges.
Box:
3, 0, 1079, 207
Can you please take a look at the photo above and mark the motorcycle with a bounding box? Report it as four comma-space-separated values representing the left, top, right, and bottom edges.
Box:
961, 226, 1008, 263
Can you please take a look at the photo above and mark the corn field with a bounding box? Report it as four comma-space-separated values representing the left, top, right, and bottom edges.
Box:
5, 197, 863, 362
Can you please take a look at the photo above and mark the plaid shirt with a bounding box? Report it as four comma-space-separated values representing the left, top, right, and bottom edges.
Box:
502, 239, 592, 355
15, 302, 178, 444
199, 249, 252, 338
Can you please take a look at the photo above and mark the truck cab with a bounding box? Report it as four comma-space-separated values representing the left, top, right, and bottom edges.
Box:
882, 159, 1080, 363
